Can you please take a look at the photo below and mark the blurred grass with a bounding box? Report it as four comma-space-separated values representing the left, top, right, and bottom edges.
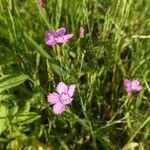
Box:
0, 0, 150, 149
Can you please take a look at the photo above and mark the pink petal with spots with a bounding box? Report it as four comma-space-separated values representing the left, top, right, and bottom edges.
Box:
45, 31, 57, 45
55, 36, 64, 43
136, 85, 143, 91
56, 28, 66, 36
62, 98, 73, 105
56, 34, 74, 43
68, 84, 75, 97
60, 93, 73, 105
124, 79, 131, 87
131, 80, 143, 91
53, 102, 65, 115
63, 34, 74, 41
126, 87, 132, 92
132, 80, 140, 86
47, 92, 60, 104
56, 82, 68, 94
45, 38, 57, 45
45, 31, 55, 37
124, 79, 132, 92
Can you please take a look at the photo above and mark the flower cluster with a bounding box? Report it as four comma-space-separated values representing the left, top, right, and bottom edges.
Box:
41, 13, 143, 114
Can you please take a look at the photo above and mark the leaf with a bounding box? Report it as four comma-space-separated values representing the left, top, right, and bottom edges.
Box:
0, 94, 14, 101
16, 112, 41, 125
0, 74, 29, 92
24, 32, 53, 61
51, 64, 69, 78
0, 106, 8, 134
0, 46, 15, 66
51, 64, 63, 77
0, 16, 9, 39
14, 101, 40, 124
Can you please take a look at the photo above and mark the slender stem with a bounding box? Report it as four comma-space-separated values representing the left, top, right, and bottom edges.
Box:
128, 116, 150, 142
108, 93, 132, 123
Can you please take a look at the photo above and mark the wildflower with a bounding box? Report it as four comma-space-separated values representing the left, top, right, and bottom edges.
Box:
38, 0, 45, 7
124, 79, 143, 92
47, 82, 75, 115
80, 27, 85, 38
45, 27, 73, 45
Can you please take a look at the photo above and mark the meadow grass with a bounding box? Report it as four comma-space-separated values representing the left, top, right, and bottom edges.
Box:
0, 0, 150, 149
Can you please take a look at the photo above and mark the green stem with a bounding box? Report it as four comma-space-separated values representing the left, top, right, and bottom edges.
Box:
128, 116, 150, 142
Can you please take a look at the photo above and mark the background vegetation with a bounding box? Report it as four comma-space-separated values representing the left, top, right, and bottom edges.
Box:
0, 0, 150, 149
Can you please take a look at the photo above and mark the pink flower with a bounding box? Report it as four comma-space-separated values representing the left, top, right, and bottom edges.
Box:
80, 27, 85, 38
47, 82, 75, 115
38, 0, 45, 7
45, 27, 74, 45
124, 79, 143, 92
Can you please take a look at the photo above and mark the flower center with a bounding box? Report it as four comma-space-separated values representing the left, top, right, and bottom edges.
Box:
60, 93, 71, 105
131, 83, 138, 91
54, 32, 62, 38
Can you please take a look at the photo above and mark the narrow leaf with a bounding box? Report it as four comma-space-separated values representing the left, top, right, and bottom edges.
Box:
24, 32, 53, 60
0, 106, 8, 134
0, 74, 29, 92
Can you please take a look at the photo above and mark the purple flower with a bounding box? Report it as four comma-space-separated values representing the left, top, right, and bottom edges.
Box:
80, 27, 85, 38
38, 0, 45, 7
124, 79, 143, 92
45, 27, 74, 45
47, 82, 75, 115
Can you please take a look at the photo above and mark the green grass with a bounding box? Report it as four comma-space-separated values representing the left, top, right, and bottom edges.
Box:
0, 0, 150, 149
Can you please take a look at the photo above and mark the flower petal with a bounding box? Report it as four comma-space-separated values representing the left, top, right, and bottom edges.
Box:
56, 28, 66, 36
63, 34, 74, 42
53, 102, 65, 115
124, 79, 131, 87
131, 80, 143, 91
62, 98, 73, 105
47, 92, 60, 104
60, 93, 73, 105
45, 31, 57, 45
124, 79, 132, 92
132, 80, 140, 86
135, 85, 143, 91
45, 31, 55, 37
45, 38, 57, 45
56, 34, 74, 43
56, 82, 68, 94
55, 36, 65, 43
126, 87, 132, 92
68, 84, 75, 97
